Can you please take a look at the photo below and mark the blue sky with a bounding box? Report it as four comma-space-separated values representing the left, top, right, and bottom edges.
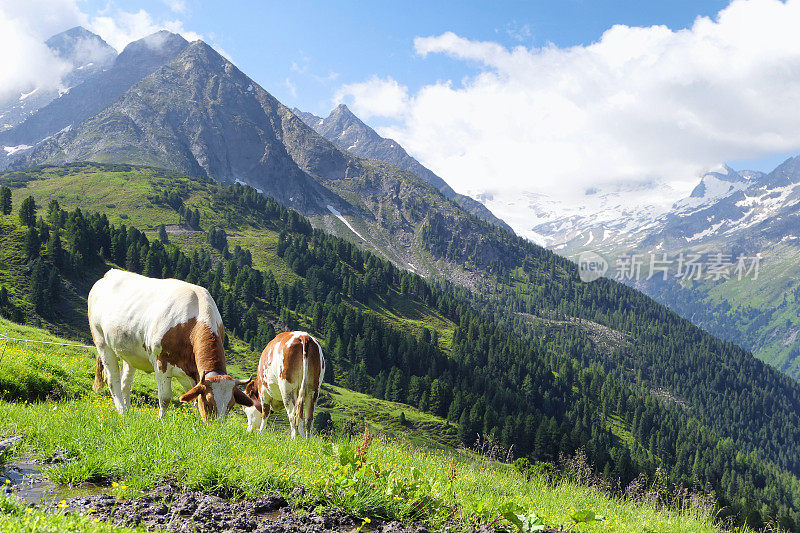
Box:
81, 0, 730, 115
75, 0, 795, 175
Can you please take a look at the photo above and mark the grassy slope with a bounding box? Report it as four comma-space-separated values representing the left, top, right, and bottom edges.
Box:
0, 321, 720, 532
4, 163, 450, 343
0, 318, 456, 450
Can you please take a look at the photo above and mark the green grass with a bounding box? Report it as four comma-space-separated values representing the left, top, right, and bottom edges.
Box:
0, 399, 720, 532
0, 493, 145, 532
324, 385, 459, 449
0, 322, 722, 532
8, 166, 177, 229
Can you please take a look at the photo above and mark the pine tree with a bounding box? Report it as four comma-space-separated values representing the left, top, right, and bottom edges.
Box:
46, 200, 60, 227
47, 268, 60, 302
0, 186, 11, 215
24, 226, 40, 261
29, 260, 49, 315
18, 196, 36, 226
158, 225, 169, 244
126, 244, 141, 272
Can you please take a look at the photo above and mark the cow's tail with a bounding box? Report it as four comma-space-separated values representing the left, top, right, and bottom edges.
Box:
93, 355, 106, 392
294, 335, 309, 428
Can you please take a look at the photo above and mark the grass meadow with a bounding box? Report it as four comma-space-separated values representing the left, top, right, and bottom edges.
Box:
0, 320, 729, 532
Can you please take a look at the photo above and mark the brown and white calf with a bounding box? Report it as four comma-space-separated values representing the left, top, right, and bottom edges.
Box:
243, 331, 325, 437
88, 269, 252, 420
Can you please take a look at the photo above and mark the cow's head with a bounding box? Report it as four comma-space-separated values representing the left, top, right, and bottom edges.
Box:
243, 378, 264, 413
180, 370, 252, 421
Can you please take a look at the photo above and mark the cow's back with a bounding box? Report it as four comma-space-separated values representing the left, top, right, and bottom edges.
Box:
88, 269, 222, 351
258, 331, 323, 390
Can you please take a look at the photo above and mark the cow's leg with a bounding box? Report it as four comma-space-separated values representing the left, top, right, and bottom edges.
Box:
258, 386, 272, 433
154, 363, 173, 419
303, 391, 318, 438
259, 406, 271, 432
120, 361, 136, 412
243, 405, 259, 432
97, 345, 126, 414
283, 391, 299, 438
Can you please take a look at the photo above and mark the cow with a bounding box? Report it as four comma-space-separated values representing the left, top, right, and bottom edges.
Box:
243, 331, 325, 438
88, 269, 252, 420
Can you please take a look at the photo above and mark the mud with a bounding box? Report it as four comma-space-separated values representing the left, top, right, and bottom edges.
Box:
3, 457, 567, 533
47, 479, 431, 533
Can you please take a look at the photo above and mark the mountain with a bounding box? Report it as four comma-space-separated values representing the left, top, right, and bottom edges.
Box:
529, 155, 800, 378
11, 40, 355, 214
0, 31, 188, 155
294, 104, 513, 232
0, 27, 116, 133
5, 35, 512, 280
6, 29, 800, 525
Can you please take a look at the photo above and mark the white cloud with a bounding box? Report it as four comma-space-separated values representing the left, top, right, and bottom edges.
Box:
340, 0, 800, 209
89, 9, 201, 51
164, 0, 187, 14
285, 78, 297, 98
0, 0, 83, 102
0, 0, 205, 106
334, 76, 409, 120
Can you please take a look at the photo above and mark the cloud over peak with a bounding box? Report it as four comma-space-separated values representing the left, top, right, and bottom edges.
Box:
337, 0, 800, 202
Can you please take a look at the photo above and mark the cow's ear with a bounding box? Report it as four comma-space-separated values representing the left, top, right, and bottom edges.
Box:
180, 383, 205, 402
234, 387, 254, 407
244, 380, 258, 398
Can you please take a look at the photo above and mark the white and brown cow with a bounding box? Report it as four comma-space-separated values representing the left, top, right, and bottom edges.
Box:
88, 269, 252, 420
243, 331, 325, 438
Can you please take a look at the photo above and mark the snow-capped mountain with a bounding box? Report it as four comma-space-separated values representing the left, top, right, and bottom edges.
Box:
488, 154, 800, 379
0, 27, 116, 132
472, 181, 679, 249
672, 164, 758, 213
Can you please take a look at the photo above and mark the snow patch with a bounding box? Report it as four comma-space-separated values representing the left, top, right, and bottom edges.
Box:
3, 145, 32, 156
19, 88, 38, 101
685, 221, 725, 242
247, 84, 254, 92
327, 205, 366, 242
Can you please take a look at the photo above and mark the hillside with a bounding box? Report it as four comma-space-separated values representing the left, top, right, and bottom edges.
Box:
537, 155, 800, 379
0, 322, 724, 533
4, 163, 800, 529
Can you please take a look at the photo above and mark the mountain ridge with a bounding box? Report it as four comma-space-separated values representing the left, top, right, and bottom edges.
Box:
294, 104, 513, 232
0, 30, 188, 151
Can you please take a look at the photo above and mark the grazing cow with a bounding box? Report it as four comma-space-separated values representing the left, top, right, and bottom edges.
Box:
88, 269, 252, 420
243, 331, 325, 437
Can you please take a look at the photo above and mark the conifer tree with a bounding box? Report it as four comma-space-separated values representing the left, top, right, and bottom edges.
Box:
0, 186, 11, 215
24, 226, 40, 261
18, 196, 35, 226
158, 225, 169, 244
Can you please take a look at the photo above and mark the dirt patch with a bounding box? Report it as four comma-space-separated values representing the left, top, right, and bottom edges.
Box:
49, 480, 431, 533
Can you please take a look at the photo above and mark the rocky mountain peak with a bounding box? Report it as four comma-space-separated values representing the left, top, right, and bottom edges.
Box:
116, 31, 188, 69
761, 155, 800, 189
45, 26, 116, 68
